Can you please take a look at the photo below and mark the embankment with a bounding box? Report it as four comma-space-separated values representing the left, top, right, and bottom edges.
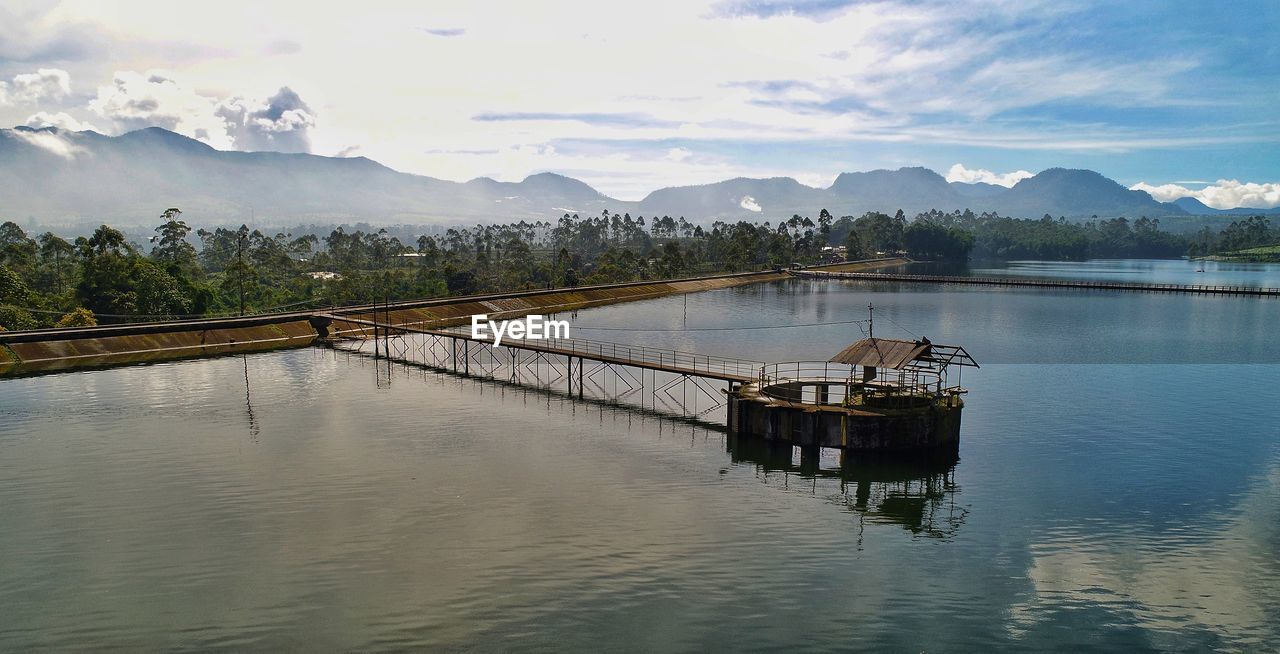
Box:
0, 258, 907, 376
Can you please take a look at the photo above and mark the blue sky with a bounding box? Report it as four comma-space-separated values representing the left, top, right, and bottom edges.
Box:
1, 0, 1277, 206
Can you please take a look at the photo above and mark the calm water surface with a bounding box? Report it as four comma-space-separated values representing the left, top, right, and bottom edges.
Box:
905, 257, 1280, 288
2, 260, 1279, 651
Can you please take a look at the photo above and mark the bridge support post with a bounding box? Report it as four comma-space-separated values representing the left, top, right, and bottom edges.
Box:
799, 445, 821, 475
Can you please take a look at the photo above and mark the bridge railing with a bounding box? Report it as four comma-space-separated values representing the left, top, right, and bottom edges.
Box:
435, 327, 766, 380
759, 361, 856, 385
757, 361, 944, 402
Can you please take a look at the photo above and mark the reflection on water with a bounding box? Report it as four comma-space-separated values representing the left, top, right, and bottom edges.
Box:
904, 257, 1280, 288
3, 262, 1280, 650
1009, 463, 1280, 650
242, 354, 260, 440
727, 435, 966, 539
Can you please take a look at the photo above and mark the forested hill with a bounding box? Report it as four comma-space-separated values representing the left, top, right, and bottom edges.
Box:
0, 125, 1218, 227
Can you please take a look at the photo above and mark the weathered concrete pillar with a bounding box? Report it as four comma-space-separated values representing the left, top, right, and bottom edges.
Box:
727, 386, 738, 434
799, 445, 821, 475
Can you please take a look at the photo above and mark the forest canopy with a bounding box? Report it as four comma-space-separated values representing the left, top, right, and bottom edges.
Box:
0, 207, 1273, 330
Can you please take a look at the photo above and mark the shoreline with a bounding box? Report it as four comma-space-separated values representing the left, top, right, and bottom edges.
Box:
0, 258, 907, 377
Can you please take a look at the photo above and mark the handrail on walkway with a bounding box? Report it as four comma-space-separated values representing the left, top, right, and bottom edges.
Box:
331, 315, 765, 382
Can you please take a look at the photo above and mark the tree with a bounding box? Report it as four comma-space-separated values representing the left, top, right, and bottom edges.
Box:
152, 209, 197, 270
76, 225, 138, 316
223, 225, 254, 315
54, 307, 97, 328
38, 232, 75, 295
844, 230, 866, 261
443, 265, 477, 295
658, 242, 685, 277
904, 221, 974, 260
416, 235, 440, 268
0, 221, 37, 279
0, 264, 39, 330
853, 212, 903, 253
136, 261, 192, 316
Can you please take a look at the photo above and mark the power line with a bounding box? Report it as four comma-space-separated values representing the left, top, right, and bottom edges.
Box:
877, 311, 920, 338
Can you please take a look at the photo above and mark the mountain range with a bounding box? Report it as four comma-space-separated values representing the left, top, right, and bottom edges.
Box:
1, 125, 1272, 227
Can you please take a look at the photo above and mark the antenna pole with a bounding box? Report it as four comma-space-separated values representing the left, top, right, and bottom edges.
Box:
868, 302, 874, 339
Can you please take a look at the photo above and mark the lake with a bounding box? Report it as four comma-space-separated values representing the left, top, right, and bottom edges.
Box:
901, 257, 1280, 288
2, 260, 1279, 651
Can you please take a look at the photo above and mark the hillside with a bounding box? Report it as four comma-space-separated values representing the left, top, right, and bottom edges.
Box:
0, 126, 1204, 227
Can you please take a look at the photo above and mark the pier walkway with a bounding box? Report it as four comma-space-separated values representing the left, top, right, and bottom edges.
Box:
790, 269, 1280, 297
326, 315, 762, 383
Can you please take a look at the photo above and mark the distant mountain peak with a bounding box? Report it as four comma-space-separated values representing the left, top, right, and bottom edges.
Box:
114, 126, 217, 153
997, 167, 1183, 217
517, 171, 604, 199
13, 125, 59, 134
0, 126, 1196, 224
1174, 196, 1213, 212
829, 166, 951, 191
523, 171, 572, 181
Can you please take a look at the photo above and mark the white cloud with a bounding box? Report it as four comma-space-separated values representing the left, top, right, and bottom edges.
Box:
9, 129, 83, 159
0, 68, 71, 106
945, 163, 1033, 187
739, 195, 762, 212
88, 71, 315, 152
24, 111, 98, 132
1131, 180, 1280, 209
1, 2, 1270, 197
17, 0, 1227, 196
214, 87, 315, 153
89, 71, 236, 148
666, 147, 693, 162
1129, 182, 1189, 202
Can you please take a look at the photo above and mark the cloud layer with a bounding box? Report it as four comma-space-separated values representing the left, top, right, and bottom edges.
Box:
87, 71, 314, 152
945, 164, 1034, 188
1131, 180, 1280, 210
8, 128, 82, 159
24, 111, 98, 132
214, 87, 315, 153
0, 68, 71, 106
0, 1, 1275, 197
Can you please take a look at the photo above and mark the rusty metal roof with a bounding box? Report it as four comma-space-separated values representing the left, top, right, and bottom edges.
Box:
829, 337, 978, 370
829, 338, 930, 369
